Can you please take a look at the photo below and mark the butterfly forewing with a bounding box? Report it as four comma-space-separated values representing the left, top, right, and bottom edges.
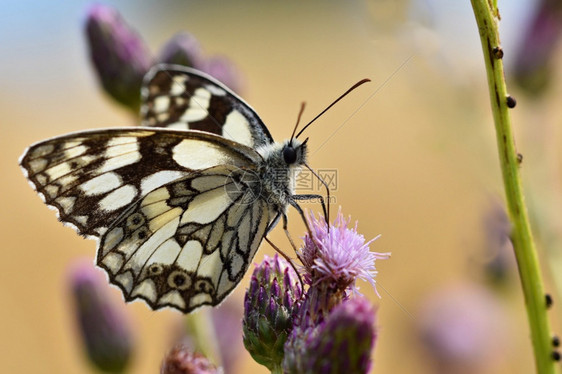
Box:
140, 64, 274, 148
20, 128, 260, 237
98, 165, 272, 312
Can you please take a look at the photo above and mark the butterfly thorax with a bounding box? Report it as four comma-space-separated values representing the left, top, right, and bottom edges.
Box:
255, 139, 307, 211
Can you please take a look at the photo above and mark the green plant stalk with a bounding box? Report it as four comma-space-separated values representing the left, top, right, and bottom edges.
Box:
470, 1, 557, 373
185, 310, 222, 368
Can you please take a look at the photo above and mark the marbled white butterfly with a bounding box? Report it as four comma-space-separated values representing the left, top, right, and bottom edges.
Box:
20, 64, 368, 313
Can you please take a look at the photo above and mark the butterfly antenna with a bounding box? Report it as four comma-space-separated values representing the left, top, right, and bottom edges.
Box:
296, 78, 371, 139
290, 102, 307, 143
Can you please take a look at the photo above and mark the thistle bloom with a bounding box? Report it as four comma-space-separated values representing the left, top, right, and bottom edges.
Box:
69, 259, 133, 373
198, 55, 242, 94
512, 0, 562, 95
243, 254, 302, 372
85, 4, 153, 111
417, 283, 508, 374
161, 345, 221, 374
282, 210, 387, 373
158, 32, 203, 68
300, 210, 390, 296
283, 297, 378, 374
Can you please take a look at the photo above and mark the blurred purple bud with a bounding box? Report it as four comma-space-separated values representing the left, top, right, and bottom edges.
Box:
243, 254, 302, 371
283, 297, 377, 374
512, 0, 562, 96
161, 345, 221, 374
209, 302, 243, 374
69, 259, 133, 373
198, 55, 243, 94
417, 283, 508, 373
159, 32, 203, 68
85, 4, 153, 111
481, 199, 515, 286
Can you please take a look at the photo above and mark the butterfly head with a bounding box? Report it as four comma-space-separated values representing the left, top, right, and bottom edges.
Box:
282, 138, 308, 166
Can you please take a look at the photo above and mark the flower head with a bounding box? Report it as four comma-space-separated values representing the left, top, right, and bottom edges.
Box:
300, 209, 390, 296
198, 55, 242, 94
69, 259, 133, 373
417, 283, 508, 372
512, 0, 562, 95
161, 345, 221, 374
283, 296, 378, 374
85, 4, 153, 111
242, 254, 302, 371
158, 32, 203, 68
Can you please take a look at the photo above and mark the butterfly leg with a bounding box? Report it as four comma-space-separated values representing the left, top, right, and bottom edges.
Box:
292, 193, 328, 225
265, 211, 282, 234
304, 163, 331, 224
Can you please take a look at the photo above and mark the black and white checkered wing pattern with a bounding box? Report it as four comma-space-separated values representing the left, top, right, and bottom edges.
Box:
19, 128, 259, 238
98, 165, 273, 312
140, 64, 274, 148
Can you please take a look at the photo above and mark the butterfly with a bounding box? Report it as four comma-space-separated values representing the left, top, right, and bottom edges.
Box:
20, 64, 368, 313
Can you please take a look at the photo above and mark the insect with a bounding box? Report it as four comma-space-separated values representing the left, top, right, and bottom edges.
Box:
20, 64, 368, 313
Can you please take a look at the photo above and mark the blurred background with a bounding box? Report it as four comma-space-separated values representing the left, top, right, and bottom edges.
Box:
2, 0, 562, 373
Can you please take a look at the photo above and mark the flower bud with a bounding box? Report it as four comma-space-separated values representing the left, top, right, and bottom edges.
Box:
159, 32, 203, 68
198, 55, 242, 94
69, 259, 133, 373
242, 254, 302, 371
512, 0, 562, 96
161, 345, 221, 374
84, 4, 152, 111
283, 297, 377, 374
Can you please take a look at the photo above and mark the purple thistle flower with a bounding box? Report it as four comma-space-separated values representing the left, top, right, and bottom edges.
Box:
300, 209, 390, 297
85, 4, 153, 111
512, 0, 562, 95
243, 254, 302, 372
283, 297, 378, 374
158, 32, 204, 68
416, 283, 508, 373
283, 210, 386, 373
160, 345, 221, 374
198, 55, 243, 94
69, 259, 133, 373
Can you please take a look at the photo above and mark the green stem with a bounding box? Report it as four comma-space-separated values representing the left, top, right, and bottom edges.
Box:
469, 1, 557, 373
185, 310, 223, 368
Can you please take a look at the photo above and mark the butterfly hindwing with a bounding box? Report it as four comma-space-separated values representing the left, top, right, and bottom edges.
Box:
20, 128, 261, 237
98, 165, 272, 312
140, 64, 274, 148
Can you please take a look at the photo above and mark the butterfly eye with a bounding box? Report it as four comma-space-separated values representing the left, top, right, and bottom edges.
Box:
283, 146, 298, 164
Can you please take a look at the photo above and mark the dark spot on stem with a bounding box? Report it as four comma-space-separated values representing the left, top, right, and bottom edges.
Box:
492, 46, 504, 59
546, 293, 553, 308
507, 96, 517, 108
517, 153, 523, 165
553, 336, 560, 347
552, 351, 560, 361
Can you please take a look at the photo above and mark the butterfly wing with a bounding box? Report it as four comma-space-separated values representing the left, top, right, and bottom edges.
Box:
98, 165, 273, 312
19, 128, 261, 238
140, 64, 274, 148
